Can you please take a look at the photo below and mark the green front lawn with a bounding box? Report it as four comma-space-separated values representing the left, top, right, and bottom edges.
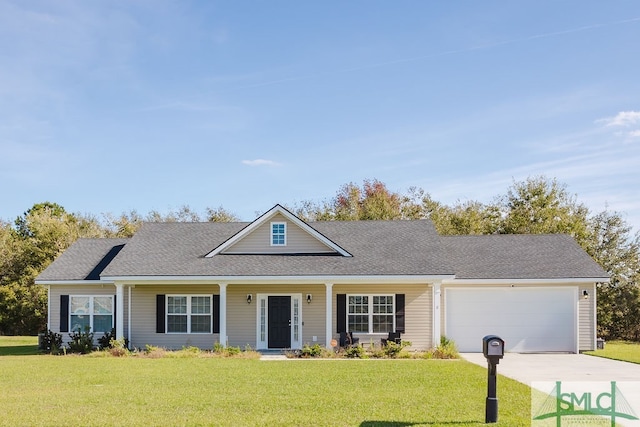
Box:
0, 338, 532, 426
0, 335, 39, 355
583, 340, 640, 364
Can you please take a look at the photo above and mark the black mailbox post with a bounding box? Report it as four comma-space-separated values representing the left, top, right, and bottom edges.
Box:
482, 335, 504, 424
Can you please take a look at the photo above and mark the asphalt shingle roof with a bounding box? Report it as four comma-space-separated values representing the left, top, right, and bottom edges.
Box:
37, 238, 129, 281
440, 234, 608, 280
36, 220, 609, 282
99, 220, 453, 277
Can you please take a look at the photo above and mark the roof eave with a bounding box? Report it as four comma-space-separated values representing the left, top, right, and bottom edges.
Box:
100, 274, 455, 285
35, 279, 116, 286
442, 277, 610, 285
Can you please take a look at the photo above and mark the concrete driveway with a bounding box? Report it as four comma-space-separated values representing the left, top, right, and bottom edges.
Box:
462, 353, 640, 424
462, 352, 640, 384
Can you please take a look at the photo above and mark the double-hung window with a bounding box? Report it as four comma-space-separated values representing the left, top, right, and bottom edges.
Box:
348, 295, 394, 333
167, 295, 212, 333
271, 222, 286, 246
70, 296, 113, 333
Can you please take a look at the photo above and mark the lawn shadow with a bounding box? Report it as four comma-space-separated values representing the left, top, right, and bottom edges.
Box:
360, 421, 483, 426
0, 344, 40, 356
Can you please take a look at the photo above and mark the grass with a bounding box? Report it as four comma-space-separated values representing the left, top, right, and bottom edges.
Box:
583, 340, 640, 364
0, 335, 39, 356
0, 337, 533, 426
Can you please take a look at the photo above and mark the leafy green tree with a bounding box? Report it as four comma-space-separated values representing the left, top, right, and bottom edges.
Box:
103, 210, 144, 238
585, 210, 640, 340
297, 179, 418, 221
1, 203, 104, 334
420, 194, 501, 235
206, 206, 240, 222
499, 176, 590, 243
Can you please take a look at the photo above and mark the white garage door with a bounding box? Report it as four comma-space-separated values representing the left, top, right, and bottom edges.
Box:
445, 287, 577, 353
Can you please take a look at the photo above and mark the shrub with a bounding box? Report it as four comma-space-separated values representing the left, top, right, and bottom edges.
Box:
432, 336, 459, 359
344, 344, 366, 358
212, 342, 242, 357
299, 343, 324, 358
382, 340, 412, 358
67, 327, 94, 354
109, 338, 129, 357
144, 344, 166, 358
41, 330, 63, 355
181, 346, 201, 354
98, 329, 116, 350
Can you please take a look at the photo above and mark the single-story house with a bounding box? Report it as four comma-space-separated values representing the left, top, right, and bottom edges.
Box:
36, 204, 608, 353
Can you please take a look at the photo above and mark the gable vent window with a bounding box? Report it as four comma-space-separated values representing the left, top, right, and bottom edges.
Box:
271, 222, 286, 246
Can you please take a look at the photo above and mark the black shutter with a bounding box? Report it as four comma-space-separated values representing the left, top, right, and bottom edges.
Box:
213, 295, 220, 334
60, 295, 69, 332
395, 294, 405, 333
336, 294, 346, 333
156, 295, 165, 333
113, 294, 117, 331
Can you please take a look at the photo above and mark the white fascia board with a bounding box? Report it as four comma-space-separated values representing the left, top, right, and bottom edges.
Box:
100, 274, 455, 285
34, 280, 115, 286
205, 204, 352, 257
441, 277, 610, 286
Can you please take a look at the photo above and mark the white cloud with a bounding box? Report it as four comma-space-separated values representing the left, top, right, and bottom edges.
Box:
629, 130, 640, 138
241, 159, 281, 167
598, 111, 640, 127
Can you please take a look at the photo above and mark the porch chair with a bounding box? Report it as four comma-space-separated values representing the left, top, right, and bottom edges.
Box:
339, 331, 360, 347
381, 331, 402, 346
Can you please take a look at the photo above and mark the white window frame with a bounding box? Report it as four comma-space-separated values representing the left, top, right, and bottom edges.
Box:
347, 294, 395, 334
69, 295, 114, 333
270, 221, 287, 246
166, 295, 213, 334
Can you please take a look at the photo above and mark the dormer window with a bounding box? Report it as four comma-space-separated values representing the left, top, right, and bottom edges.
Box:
271, 222, 286, 246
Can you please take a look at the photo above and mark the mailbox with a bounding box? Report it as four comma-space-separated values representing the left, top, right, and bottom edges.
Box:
482, 335, 504, 423
482, 335, 504, 360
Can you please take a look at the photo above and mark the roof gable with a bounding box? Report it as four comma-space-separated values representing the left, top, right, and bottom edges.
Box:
205, 204, 352, 257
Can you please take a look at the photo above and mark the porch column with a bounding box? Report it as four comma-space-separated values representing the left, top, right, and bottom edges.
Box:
115, 283, 124, 340
127, 285, 133, 347
433, 282, 441, 348
219, 283, 228, 346
47, 285, 51, 331
325, 283, 333, 348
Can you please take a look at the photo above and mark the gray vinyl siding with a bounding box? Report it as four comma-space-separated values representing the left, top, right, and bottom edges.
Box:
223, 213, 335, 254
49, 284, 127, 346
332, 284, 432, 351
128, 285, 220, 350
579, 282, 596, 351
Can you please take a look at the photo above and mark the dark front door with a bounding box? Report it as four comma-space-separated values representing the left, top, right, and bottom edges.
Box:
268, 296, 291, 348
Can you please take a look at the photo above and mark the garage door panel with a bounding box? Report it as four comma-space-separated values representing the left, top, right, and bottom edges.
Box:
445, 287, 577, 353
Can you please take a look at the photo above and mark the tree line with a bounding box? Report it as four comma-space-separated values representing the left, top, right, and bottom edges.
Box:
1, 176, 638, 340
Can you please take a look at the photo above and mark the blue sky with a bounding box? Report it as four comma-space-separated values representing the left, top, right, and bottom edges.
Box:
2, 1, 640, 232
